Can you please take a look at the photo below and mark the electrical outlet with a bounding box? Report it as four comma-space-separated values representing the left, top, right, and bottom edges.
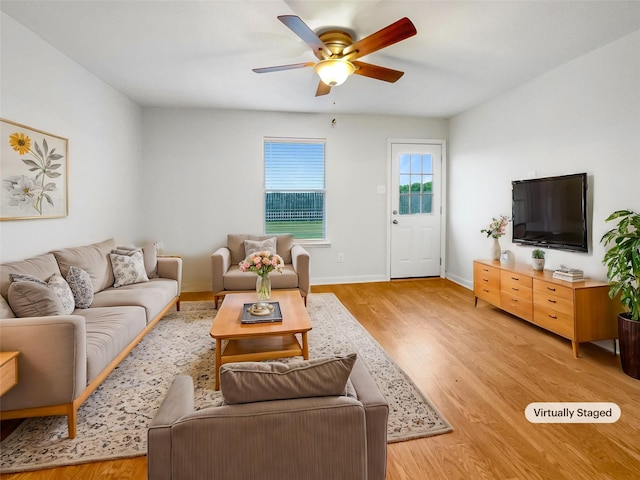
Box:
338, 253, 344, 263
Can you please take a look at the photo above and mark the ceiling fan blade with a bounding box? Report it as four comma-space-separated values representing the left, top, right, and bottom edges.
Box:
278, 15, 332, 60
315, 81, 332, 97
342, 17, 416, 60
252, 62, 315, 74
352, 61, 404, 83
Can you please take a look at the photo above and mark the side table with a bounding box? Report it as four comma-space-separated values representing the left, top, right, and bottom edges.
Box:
0, 351, 19, 396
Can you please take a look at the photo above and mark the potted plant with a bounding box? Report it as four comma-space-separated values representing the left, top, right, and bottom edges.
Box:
601, 209, 640, 379
532, 249, 546, 271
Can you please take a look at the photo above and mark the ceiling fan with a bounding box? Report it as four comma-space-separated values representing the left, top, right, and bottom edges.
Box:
253, 15, 417, 96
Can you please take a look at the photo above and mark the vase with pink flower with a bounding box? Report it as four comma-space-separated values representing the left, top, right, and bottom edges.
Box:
238, 250, 284, 301
481, 215, 511, 260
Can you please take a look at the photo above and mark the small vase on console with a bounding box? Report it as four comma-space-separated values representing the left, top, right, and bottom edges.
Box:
490, 238, 501, 261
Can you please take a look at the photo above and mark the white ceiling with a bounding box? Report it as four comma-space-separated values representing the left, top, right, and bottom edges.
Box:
2, 1, 640, 118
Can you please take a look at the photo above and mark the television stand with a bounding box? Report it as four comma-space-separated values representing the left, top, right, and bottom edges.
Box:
473, 259, 618, 357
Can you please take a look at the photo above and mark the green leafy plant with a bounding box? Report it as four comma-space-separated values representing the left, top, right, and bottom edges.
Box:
600, 210, 640, 321
532, 249, 545, 259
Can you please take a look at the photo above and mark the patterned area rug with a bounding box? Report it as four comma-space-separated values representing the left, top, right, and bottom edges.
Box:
0, 293, 452, 473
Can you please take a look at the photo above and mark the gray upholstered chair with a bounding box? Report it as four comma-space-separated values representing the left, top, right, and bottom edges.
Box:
211, 234, 310, 308
147, 356, 389, 480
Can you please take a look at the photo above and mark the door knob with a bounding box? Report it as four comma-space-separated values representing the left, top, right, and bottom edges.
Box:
392, 219, 398, 224
392, 210, 398, 215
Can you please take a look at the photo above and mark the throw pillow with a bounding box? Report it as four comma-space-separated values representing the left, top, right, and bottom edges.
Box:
47, 273, 75, 315
244, 237, 277, 259
8, 281, 66, 317
0, 294, 16, 318
109, 251, 149, 288
9, 273, 47, 285
66, 266, 94, 308
220, 353, 357, 405
142, 243, 159, 278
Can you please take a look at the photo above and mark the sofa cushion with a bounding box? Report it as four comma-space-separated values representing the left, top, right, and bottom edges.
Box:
227, 234, 295, 264
51, 238, 116, 293
47, 273, 75, 314
220, 353, 357, 405
0, 253, 61, 300
223, 264, 298, 291
110, 251, 149, 288
7, 280, 66, 317
66, 266, 94, 308
76, 306, 147, 382
91, 278, 178, 322
244, 237, 276, 258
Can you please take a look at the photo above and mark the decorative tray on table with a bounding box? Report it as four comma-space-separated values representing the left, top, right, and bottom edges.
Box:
241, 302, 283, 324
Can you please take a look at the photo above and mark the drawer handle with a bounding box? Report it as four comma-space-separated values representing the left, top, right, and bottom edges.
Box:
482, 268, 489, 272
483, 279, 489, 282
548, 314, 557, 319
547, 287, 556, 292
548, 299, 557, 304
511, 276, 519, 281
511, 298, 519, 303
511, 287, 519, 291
483, 288, 489, 293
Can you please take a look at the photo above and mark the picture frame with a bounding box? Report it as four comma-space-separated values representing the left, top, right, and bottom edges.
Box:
1, 119, 68, 220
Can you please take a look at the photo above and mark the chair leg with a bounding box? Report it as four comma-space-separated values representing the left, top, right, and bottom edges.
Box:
214, 295, 220, 309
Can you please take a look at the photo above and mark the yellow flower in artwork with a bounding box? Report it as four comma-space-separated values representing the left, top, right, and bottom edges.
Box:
9, 132, 31, 155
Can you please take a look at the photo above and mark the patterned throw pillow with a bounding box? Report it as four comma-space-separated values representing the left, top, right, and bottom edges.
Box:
66, 266, 94, 308
244, 237, 277, 259
109, 251, 149, 288
9, 273, 48, 285
47, 273, 75, 314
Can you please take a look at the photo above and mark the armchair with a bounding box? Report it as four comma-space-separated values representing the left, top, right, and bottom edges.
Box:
147, 356, 388, 480
211, 234, 310, 308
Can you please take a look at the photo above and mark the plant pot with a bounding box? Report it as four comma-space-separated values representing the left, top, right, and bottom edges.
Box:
532, 258, 545, 271
618, 313, 640, 380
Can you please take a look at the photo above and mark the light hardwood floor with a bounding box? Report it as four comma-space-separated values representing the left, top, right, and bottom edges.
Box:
2, 279, 639, 480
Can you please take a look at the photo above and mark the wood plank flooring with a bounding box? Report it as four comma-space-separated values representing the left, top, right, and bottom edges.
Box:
2, 279, 639, 480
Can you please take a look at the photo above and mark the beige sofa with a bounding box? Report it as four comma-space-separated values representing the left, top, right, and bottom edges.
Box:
148, 355, 389, 480
211, 234, 310, 308
0, 238, 182, 438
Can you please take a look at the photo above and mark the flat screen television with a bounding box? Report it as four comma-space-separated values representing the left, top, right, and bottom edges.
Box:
512, 173, 588, 252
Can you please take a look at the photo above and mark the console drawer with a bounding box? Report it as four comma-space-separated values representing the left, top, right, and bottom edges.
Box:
533, 303, 574, 338
474, 262, 501, 306
501, 271, 533, 302
500, 291, 533, 321
533, 279, 573, 301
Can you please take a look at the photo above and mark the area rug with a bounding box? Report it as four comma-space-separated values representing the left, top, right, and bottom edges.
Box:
0, 293, 452, 473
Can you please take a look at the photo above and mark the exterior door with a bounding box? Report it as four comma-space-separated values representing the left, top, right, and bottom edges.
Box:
390, 143, 442, 278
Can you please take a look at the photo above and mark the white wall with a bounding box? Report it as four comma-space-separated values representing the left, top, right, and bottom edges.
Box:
447, 30, 640, 288
141, 108, 447, 291
0, 13, 142, 262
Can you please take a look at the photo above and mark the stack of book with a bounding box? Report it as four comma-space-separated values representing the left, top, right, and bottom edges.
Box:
552, 268, 585, 282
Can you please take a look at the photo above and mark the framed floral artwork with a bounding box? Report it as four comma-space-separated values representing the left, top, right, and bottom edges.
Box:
1, 119, 68, 220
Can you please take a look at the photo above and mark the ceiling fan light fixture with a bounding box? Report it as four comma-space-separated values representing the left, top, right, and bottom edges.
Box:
314, 59, 356, 87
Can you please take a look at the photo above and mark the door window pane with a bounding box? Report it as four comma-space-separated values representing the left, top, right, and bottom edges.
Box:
397, 153, 434, 215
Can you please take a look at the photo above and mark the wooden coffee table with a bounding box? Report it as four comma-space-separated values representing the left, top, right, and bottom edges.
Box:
209, 290, 312, 390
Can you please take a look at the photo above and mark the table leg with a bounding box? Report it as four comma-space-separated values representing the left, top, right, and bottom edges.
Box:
301, 331, 309, 360
215, 338, 222, 390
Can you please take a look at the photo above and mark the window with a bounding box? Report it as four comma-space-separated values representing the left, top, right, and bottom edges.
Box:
264, 138, 326, 240
398, 153, 433, 215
